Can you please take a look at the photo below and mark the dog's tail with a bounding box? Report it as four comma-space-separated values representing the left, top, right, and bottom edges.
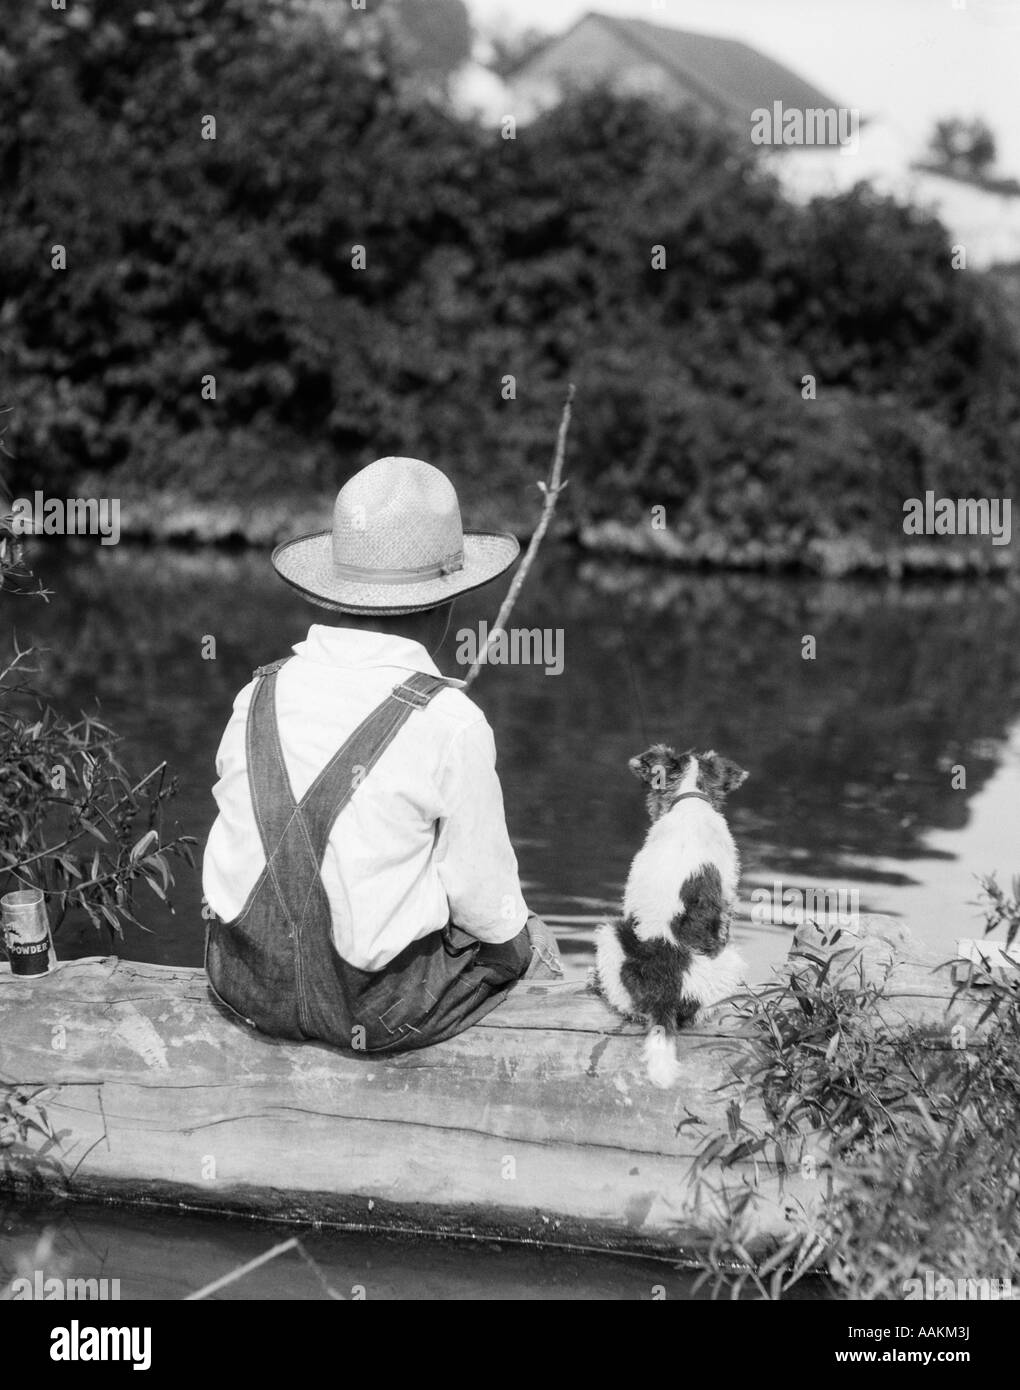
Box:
643, 1024, 681, 1088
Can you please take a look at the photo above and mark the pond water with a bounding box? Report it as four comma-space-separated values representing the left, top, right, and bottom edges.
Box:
0, 1197, 825, 1301
15, 540, 1020, 977
4, 540, 1020, 1298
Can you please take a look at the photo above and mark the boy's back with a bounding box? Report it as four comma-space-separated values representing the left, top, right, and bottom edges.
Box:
201, 456, 561, 1053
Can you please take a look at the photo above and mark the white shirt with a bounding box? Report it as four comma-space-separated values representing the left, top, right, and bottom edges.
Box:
202, 625, 530, 971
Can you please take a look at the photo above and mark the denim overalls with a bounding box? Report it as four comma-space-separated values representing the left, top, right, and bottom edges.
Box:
205, 659, 536, 1053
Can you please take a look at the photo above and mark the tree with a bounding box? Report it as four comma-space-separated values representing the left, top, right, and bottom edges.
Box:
927, 116, 997, 178
389, 0, 471, 83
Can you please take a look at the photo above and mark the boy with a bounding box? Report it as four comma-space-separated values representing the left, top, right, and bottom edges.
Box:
203, 455, 561, 1053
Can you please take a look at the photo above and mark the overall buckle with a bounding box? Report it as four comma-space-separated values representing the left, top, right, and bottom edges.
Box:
392, 682, 431, 708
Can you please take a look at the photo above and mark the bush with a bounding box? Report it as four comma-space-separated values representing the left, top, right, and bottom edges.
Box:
0, 524, 194, 942
691, 879, 1020, 1299
2, 2, 1018, 558
0, 646, 195, 939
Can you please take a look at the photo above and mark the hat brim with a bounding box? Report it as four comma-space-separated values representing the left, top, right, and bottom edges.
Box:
271, 530, 520, 615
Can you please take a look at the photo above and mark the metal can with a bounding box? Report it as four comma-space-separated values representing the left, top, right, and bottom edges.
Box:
1, 888, 55, 977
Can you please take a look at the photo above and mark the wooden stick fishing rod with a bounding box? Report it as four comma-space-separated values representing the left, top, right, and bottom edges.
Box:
463, 384, 575, 689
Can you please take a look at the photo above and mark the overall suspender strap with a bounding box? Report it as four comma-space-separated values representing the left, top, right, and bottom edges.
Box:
245, 664, 450, 869
300, 671, 450, 862
245, 670, 300, 856
244, 669, 307, 938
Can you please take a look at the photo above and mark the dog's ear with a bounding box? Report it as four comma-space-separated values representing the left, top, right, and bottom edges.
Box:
628, 744, 681, 790
699, 751, 749, 799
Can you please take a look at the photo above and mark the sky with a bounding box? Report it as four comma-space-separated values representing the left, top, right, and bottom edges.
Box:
466, 0, 1020, 175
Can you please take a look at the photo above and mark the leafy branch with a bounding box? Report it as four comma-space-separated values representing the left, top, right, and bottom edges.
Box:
0, 518, 195, 941
0, 645, 195, 938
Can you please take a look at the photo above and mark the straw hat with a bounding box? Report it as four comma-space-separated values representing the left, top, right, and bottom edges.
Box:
272, 457, 520, 614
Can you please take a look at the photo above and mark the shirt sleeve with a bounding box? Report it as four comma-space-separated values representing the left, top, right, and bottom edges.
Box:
434, 716, 530, 944
201, 681, 257, 921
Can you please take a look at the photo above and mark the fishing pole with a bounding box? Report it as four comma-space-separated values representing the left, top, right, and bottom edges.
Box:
463, 385, 575, 690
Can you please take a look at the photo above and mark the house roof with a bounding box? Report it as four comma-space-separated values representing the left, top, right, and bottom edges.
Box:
511, 11, 843, 123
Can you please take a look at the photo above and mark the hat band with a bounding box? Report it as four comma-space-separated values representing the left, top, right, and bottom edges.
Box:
331, 551, 464, 586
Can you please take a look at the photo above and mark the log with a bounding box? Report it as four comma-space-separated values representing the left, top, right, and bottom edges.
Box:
0, 916, 987, 1256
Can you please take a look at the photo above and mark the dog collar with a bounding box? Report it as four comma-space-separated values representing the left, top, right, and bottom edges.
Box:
671, 792, 714, 807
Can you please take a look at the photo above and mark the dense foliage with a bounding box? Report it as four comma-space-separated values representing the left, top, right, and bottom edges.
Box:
2, 0, 1019, 564
692, 882, 1020, 1300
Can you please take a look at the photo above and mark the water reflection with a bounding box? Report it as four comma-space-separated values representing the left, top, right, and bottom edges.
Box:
10, 541, 1020, 982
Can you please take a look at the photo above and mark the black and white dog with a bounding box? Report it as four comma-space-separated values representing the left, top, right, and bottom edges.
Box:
595, 744, 749, 1088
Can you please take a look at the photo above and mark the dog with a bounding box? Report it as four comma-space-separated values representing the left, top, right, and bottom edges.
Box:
594, 744, 749, 1088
